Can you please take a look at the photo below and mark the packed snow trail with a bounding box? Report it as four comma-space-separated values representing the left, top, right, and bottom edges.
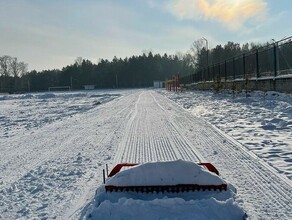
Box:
0, 89, 291, 219
114, 91, 204, 164
112, 90, 291, 220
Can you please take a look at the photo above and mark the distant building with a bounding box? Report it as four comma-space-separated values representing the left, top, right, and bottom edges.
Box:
84, 85, 95, 90
153, 81, 164, 88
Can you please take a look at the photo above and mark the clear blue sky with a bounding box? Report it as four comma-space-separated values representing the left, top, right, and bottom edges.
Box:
0, 0, 291, 71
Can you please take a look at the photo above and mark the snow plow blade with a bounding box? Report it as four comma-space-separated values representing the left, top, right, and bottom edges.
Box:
105, 184, 227, 193
104, 161, 227, 193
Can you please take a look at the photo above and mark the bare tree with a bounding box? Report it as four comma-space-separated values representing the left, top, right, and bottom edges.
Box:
0, 55, 28, 92
9, 58, 28, 77
19, 62, 28, 76
0, 55, 12, 76
188, 39, 205, 68
75, 57, 83, 66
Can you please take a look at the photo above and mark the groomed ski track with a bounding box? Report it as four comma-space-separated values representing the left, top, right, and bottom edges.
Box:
113, 90, 291, 220
0, 90, 291, 219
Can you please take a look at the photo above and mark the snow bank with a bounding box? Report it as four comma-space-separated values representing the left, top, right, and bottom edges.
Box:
88, 197, 245, 220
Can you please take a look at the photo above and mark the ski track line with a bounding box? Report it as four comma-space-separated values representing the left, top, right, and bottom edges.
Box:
112, 91, 143, 164
153, 91, 292, 219
150, 91, 203, 162
114, 90, 202, 165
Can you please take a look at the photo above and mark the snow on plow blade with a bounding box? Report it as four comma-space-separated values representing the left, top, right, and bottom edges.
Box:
86, 160, 245, 219
104, 160, 227, 193
105, 184, 227, 193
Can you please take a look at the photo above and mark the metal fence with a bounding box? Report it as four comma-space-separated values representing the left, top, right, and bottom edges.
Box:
181, 36, 292, 84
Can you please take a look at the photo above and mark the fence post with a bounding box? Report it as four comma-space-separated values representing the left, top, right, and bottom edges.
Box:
243, 53, 246, 79
212, 64, 215, 81
273, 44, 278, 77
224, 60, 227, 81
207, 66, 210, 82
256, 49, 259, 78
233, 57, 235, 80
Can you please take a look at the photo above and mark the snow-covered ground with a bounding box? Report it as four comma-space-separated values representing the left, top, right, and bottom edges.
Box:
0, 89, 291, 219
0, 90, 131, 219
0, 91, 120, 139
160, 90, 292, 180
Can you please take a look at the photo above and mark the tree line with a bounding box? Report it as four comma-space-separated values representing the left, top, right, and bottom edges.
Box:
188, 38, 291, 80
0, 55, 28, 93
1, 39, 275, 93
189, 40, 265, 71
26, 52, 193, 92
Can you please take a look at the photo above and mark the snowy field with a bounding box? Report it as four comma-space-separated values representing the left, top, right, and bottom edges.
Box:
0, 90, 131, 219
160, 90, 292, 180
0, 89, 291, 219
0, 91, 121, 139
